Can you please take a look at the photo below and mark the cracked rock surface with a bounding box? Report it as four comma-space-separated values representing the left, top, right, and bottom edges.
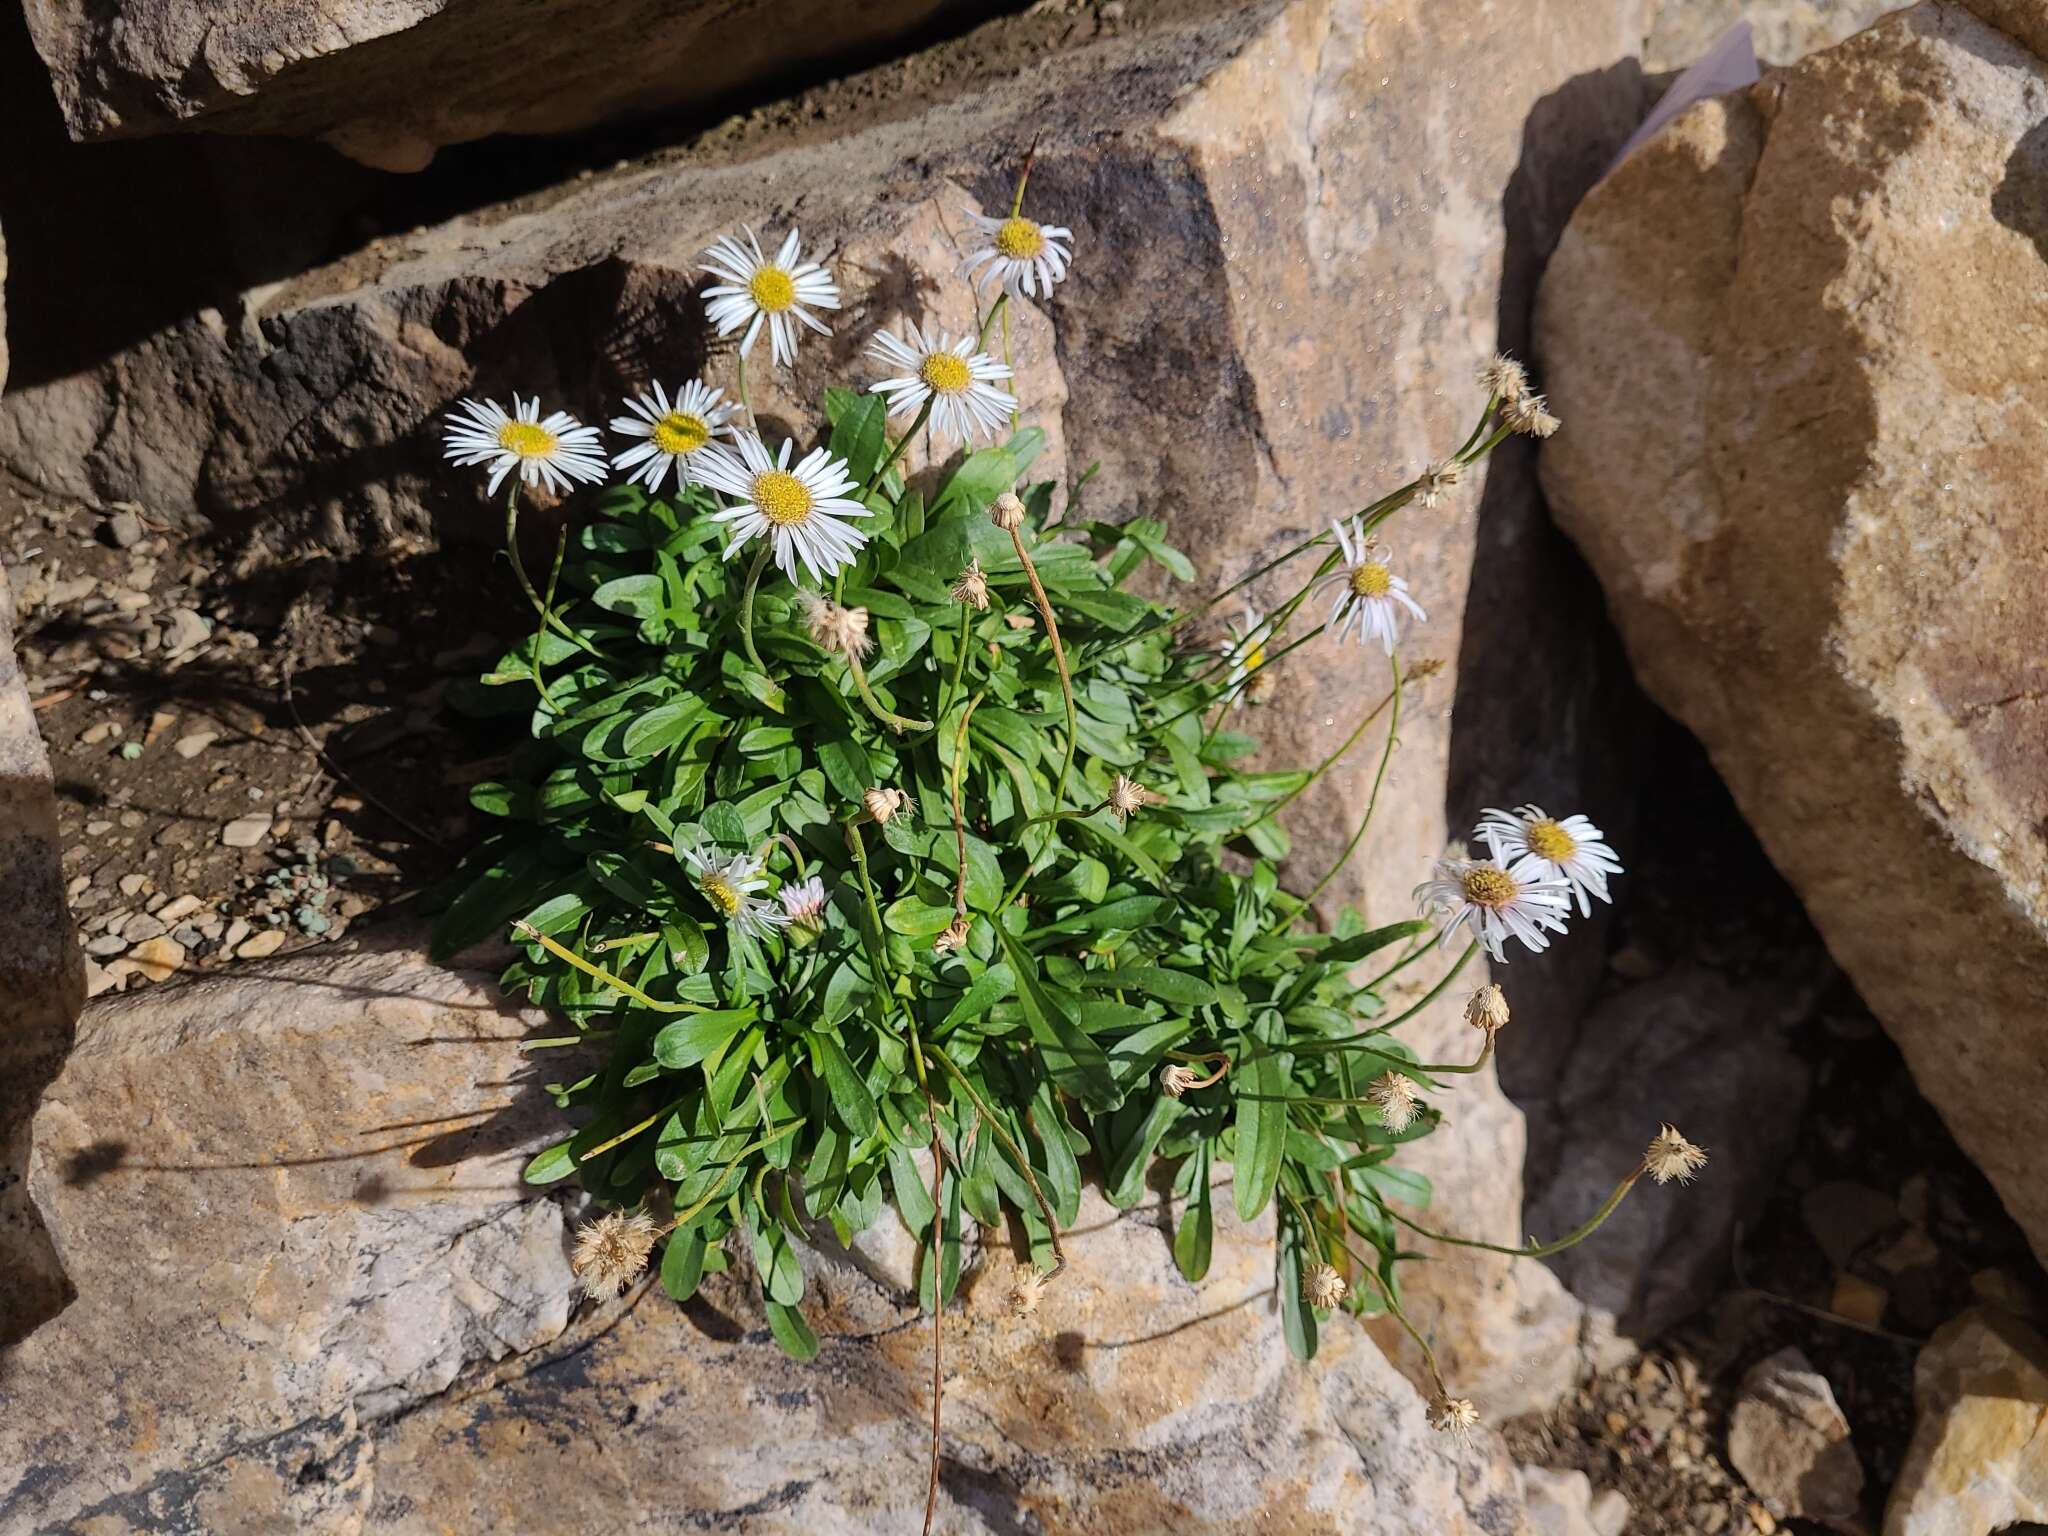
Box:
1536, 0, 2048, 1270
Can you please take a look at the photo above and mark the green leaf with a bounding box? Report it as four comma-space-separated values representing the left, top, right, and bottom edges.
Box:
522, 1137, 577, 1185
752, 1213, 805, 1305
814, 1035, 879, 1138
766, 1300, 820, 1360
660, 1227, 709, 1300
651, 1008, 756, 1070
1319, 919, 1432, 966
1233, 1046, 1288, 1222
1280, 1223, 1319, 1361
1028, 894, 1175, 938
1105, 1092, 1181, 1208
1173, 1145, 1214, 1282
620, 698, 705, 758
884, 897, 956, 938
1108, 965, 1218, 1008
828, 391, 890, 485
994, 927, 1118, 1113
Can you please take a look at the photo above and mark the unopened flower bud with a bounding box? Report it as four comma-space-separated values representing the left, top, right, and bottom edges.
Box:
1643, 1124, 1708, 1185
1415, 458, 1463, 508
1159, 1064, 1199, 1098
933, 914, 971, 954
1464, 983, 1510, 1038
862, 786, 908, 824
1108, 774, 1164, 823
1302, 1261, 1348, 1310
951, 560, 990, 610
570, 1209, 660, 1299
990, 490, 1027, 531
1011, 1265, 1048, 1320
1367, 1070, 1420, 1134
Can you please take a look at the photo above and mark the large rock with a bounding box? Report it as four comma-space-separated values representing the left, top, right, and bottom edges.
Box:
1886, 1308, 2048, 1536
0, 0, 1695, 1412
0, 562, 79, 1346
0, 943, 1542, 1532
0, 941, 576, 1532
1536, 0, 2048, 1267
20, 0, 1006, 171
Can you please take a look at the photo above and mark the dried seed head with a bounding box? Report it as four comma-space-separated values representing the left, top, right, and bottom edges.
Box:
1159, 1063, 1199, 1098
1011, 1265, 1048, 1320
1368, 1070, 1420, 1134
1504, 393, 1561, 439
951, 560, 991, 610
862, 785, 908, 824
933, 914, 972, 954
570, 1209, 660, 1299
1464, 983, 1510, 1038
1427, 1391, 1481, 1438
798, 591, 872, 658
1415, 458, 1463, 509
1643, 1124, 1708, 1185
1108, 774, 1164, 823
1302, 1261, 1348, 1310
990, 490, 1027, 531
1478, 353, 1530, 406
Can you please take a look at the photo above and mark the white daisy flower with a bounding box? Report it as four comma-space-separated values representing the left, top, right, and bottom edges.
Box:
442, 395, 609, 498
1320, 517, 1427, 653
1413, 854, 1572, 963
866, 323, 1016, 445
779, 876, 828, 929
694, 432, 871, 584
961, 212, 1073, 300
699, 228, 840, 367
1474, 804, 1623, 918
680, 842, 786, 941
608, 378, 738, 493
1222, 604, 1271, 710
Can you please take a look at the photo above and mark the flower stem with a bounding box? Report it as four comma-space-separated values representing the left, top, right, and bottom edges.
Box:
1382, 1168, 1644, 1260
845, 648, 933, 734
949, 691, 984, 915
1282, 941, 1480, 1059
510, 921, 716, 1014
861, 396, 934, 504
1263, 654, 1403, 937
996, 524, 1078, 908
504, 483, 604, 659
1238, 683, 1397, 834
737, 544, 771, 677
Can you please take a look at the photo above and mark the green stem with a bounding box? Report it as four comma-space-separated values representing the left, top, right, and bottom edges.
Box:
975, 293, 1010, 352
504, 483, 604, 658
1282, 942, 1480, 1058
738, 544, 771, 677
511, 922, 716, 1013
1262, 654, 1402, 938
1382, 1169, 1644, 1260
1238, 685, 1395, 835
846, 649, 933, 735
736, 354, 756, 431
937, 603, 973, 724
861, 396, 934, 504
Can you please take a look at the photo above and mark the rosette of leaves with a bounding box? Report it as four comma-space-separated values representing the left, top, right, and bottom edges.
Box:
433, 388, 1444, 1359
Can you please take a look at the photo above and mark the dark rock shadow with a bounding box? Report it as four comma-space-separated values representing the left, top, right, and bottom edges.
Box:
1993, 118, 2048, 265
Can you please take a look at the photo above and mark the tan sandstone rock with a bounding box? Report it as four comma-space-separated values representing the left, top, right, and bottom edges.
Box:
20, 0, 1003, 171
1885, 1308, 2048, 1536
0, 562, 79, 1348
1727, 1347, 1865, 1523
0, 940, 577, 1532
1536, 0, 2048, 1267
0, 0, 1694, 1414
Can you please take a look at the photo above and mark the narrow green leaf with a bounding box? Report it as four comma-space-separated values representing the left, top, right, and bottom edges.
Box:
766, 1300, 820, 1359
1233, 1047, 1288, 1222
814, 1035, 879, 1138
1173, 1144, 1214, 1282
994, 926, 1118, 1113
651, 1008, 756, 1070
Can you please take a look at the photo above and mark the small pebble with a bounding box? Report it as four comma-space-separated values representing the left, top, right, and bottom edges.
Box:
121, 913, 168, 943
156, 893, 203, 924
105, 510, 144, 548
125, 935, 187, 982
222, 917, 252, 950
236, 930, 287, 960
222, 813, 273, 848
174, 731, 218, 758
118, 872, 148, 897
85, 933, 129, 958
79, 722, 119, 746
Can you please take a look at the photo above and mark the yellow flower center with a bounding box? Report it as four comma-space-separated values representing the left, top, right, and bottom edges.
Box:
1525, 818, 1578, 862
1244, 643, 1266, 672
1348, 562, 1393, 598
748, 266, 797, 312
919, 351, 973, 394
650, 411, 710, 456
752, 469, 814, 527
1460, 867, 1517, 909
497, 421, 558, 459
699, 873, 742, 917
994, 217, 1045, 259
